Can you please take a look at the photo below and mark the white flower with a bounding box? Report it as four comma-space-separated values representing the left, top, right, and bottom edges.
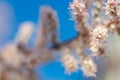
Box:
62, 49, 78, 74
69, 0, 87, 16
81, 57, 97, 77
90, 25, 108, 56
91, 25, 108, 41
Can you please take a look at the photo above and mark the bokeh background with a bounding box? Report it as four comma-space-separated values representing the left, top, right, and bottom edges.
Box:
0, 0, 91, 80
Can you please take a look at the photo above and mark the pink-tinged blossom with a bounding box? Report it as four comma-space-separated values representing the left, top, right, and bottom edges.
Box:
90, 25, 108, 56
104, 0, 120, 16
91, 25, 108, 41
69, 0, 88, 17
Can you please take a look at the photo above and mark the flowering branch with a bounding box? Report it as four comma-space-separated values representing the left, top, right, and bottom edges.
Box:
0, 0, 120, 79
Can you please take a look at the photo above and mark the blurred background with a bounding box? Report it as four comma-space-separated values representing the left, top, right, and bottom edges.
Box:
0, 0, 90, 80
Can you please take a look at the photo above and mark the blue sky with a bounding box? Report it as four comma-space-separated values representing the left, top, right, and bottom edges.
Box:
0, 0, 92, 80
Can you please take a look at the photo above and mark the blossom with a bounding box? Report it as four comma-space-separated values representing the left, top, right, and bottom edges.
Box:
69, 0, 88, 16
90, 25, 108, 56
61, 49, 78, 74
104, 0, 120, 16
81, 57, 97, 77
91, 24, 108, 41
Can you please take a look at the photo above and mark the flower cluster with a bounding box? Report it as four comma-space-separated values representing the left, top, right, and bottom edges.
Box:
61, 48, 97, 76
104, 0, 120, 16
62, 50, 78, 74
90, 24, 108, 56
69, 0, 88, 17
61, 0, 120, 77
81, 57, 97, 77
